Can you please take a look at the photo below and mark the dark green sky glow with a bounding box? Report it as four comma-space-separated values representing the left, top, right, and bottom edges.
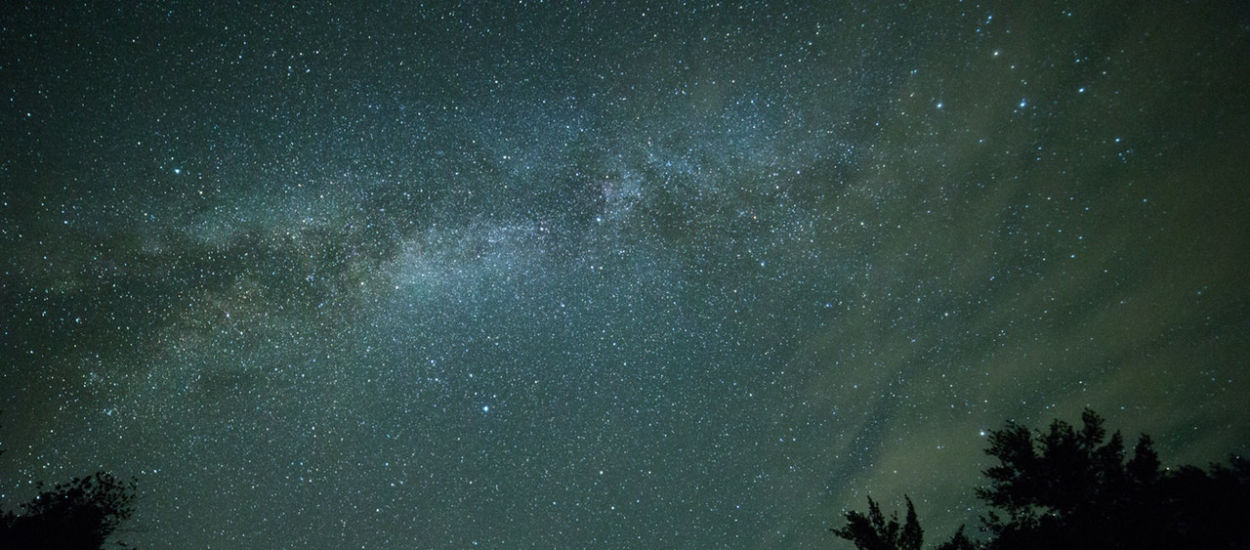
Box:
2, 2, 1248, 548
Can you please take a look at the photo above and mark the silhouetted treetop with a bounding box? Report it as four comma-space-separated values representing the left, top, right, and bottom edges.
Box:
1, 414, 137, 550
976, 408, 1149, 523
1, 472, 137, 550
830, 409, 1250, 550
831, 495, 923, 550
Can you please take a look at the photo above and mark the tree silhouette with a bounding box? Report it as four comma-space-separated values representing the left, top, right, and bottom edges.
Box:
0, 415, 138, 550
976, 409, 1250, 550
830, 409, 1250, 550
830, 495, 923, 550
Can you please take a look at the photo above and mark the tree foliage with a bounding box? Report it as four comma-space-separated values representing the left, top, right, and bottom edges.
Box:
831, 495, 923, 550
831, 409, 1250, 550
1, 415, 137, 549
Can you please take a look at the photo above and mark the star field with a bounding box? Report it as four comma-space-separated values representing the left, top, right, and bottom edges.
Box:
2, 2, 1249, 549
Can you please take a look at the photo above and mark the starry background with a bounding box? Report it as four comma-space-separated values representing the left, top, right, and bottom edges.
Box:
2, 1, 1249, 549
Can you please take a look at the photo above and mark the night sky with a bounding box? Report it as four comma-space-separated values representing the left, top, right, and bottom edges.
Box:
3, 2, 1249, 549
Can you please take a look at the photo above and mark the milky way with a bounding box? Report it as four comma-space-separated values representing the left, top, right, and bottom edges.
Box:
3, 2, 1249, 549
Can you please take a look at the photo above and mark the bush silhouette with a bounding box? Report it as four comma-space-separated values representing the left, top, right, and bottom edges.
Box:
832, 409, 1250, 550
